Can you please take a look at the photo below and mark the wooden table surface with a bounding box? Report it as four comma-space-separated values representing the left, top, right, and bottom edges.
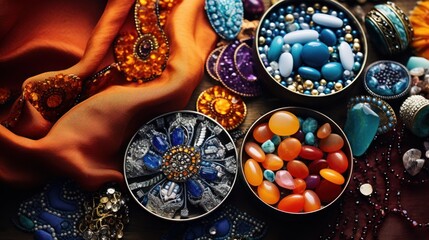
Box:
1, 0, 429, 239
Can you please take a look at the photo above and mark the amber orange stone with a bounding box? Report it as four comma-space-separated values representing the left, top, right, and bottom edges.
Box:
253, 123, 274, 143
268, 111, 300, 136
319, 133, 344, 152
244, 142, 266, 162
292, 178, 307, 194
262, 154, 284, 171
320, 168, 345, 185
278, 194, 305, 213
196, 86, 247, 130
316, 179, 343, 204
244, 158, 263, 186
317, 123, 332, 139
278, 138, 302, 161
303, 190, 321, 212
257, 180, 280, 205
287, 160, 309, 179
327, 150, 349, 174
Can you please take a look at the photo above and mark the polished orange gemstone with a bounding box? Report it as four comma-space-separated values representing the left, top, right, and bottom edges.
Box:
278, 194, 305, 213
317, 123, 332, 139
244, 142, 265, 162
257, 180, 280, 205
327, 150, 349, 174
268, 111, 300, 136
320, 168, 345, 185
287, 160, 309, 179
196, 85, 247, 130
278, 137, 302, 161
244, 158, 263, 187
319, 133, 345, 153
292, 178, 307, 194
252, 123, 274, 143
303, 190, 321, 212
261, 154, 283, 171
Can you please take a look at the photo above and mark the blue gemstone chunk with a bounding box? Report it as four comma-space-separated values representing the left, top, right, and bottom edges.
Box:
34, 230, 54, 240
367, 76, 379, 89
267, 36, 284, 61
142, 152, 162, 171
213, 218, 231, 237
171, 127, 185, 146
261, 140, 275, 153
392, 80, 408, 94
199, 167, 218, 181
344, 103, 380, 157
319, 29, 337, 46
302, 117, 318, 133
264, 170, 275, 182
152, 135, 169, 153
291, 43, 303, 69
321, 62, 343, 81
374, 85, 394, 96
305, 132, 316, 145
298, 66, 321, 81
186, 179, 204, 199
301, 41, 330, 68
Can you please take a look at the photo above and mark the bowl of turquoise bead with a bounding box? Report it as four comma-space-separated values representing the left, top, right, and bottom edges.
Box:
253, 0, 367, 107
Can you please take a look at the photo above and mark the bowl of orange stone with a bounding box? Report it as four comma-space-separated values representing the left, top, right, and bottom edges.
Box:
240, 107, 352, 215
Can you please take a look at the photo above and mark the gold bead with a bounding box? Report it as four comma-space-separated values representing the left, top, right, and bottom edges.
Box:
295, 74, 303, 83
259, 36, 265, 45
321, 6, 329, 13
293, 81, 298, 87
286, 14, 294, 23
311, 89, 319, 95
297, 84, 304, 92
274, 75, 281, 82
334, 82, 343, 91
353, 42, 361, 52
287, 85, 297, 92
320, 79, 327, 86
310, 21, 314, 27
304, 80, 314, 90
307, 7, 315, 15
353, 38, 360, 44
328, 47, 334, 54
314, 3, 321, 9
345, 33, 353, 42
344, 25, 352, 34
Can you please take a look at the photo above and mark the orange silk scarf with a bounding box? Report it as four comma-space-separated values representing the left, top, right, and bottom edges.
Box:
0, 0, 217, 190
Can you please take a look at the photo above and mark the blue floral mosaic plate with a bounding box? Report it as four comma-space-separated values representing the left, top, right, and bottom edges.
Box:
124, 111, 238, 221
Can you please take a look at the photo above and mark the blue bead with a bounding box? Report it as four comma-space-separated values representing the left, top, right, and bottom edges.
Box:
142, 152, 162, 171
291, 43, 303, 69
301, 41, 330, 68
279, 8, 286, 15
199, 167, 218, 181
213, 218, 231, 237
305, 132, 316, 145
302, 117, 318, 133
321, 62, 343, 81
286, 6, 293, 14
298, 66, 321, 81
152, 135, 169, 154
261, 140, 275, 153
267, 36, 284, 61
186, 179, 204, 199
34, 230, 54, 240
264, 170, 275, 182
171, 127, 185, 146
319, 29, 337, 46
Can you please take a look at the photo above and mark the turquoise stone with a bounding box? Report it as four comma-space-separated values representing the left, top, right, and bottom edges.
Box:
291, 43, 303, 69
199, 166, 218, 181
344, 103, 380, 157
271, 135, 281, 146
412, 105, 429, 137
298, 66, 321, 81
261, 140, 275, 153
152, 134, 169, 153
171, 127, 185, 146
264, 170, 275, 182
321, 62, 343, 81
268, 36, 284, 61
19, 215, 35, 230
142, 152, 162, 171
301, 41, 330, 68
392, 80, 408, 94
205, 0, 244, 40
34, 230, 54, 240
367, 76, 379, 89
302, 117, 318, 133
186, 179, 205, 198
407, 56, 429, 70
305, 132, 316, 145
319, 29, 337, 46
374, 85, 394, 96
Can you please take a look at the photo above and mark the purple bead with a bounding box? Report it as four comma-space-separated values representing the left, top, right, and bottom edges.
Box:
305, 175, 321, 189
243, 0, 265, 19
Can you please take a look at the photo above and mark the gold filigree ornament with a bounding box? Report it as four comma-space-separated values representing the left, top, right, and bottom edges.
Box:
410, 1, 429, 59
196, 85, 247, 131
114, 0, 181, 83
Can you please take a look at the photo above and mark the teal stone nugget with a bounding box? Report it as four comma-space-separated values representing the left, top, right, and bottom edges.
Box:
205, 0, 244, 40
319, 29, 337, 46
261, 140, 276, 153
264, 170, 275, 182
291, 43, 303, 70
344, 103, 380, 157
301, 41, 330, 68
322, 62, 344, 81
302, 117, 318, 133
271, 135, 281, 146
298, 66, 321, 81
305, 132, 316, 145
268, 36, 284, 61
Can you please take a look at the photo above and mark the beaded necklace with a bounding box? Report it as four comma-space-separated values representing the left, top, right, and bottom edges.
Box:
322, 123, 429, 239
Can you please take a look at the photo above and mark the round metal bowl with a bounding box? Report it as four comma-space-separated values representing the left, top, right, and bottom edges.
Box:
253, 0, 368, 107
124, 110, 238, 221
240, 107, 353, 217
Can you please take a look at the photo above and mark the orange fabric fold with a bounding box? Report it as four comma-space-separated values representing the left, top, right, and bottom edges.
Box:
0, 0, 217, 190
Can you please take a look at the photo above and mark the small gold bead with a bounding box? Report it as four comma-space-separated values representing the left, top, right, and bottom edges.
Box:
297, 84, 304, 92
314, 3, 321, 10
334, 82, 343, 91
320, 79, 327, 86
304, 80, 314, 90
286, 14, 294, 23
328, 47, 334, 54
311, 89, 319, 96
274, 75, 281, 82
310, 21, 314, 27
321, 6, 329, 13
353, 42, 361, 52
353, 38, 360, 44
259, 36, 265, 45
287, 85, 297, 92
307, 7, 315, 15
345, 33, 353, 42
293, 81, 298, 87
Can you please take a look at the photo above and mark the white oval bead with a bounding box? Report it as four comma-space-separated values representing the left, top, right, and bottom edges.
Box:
312, 13, 343, 28
283, 30, 319, 44
279, 52, 294, 78
339, 42, 354, 71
